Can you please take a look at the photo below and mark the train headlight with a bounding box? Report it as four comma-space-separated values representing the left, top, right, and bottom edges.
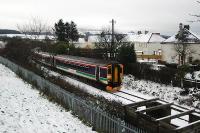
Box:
107, 75, 112, 81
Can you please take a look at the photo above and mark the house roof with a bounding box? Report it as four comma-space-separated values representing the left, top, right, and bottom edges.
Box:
163, 29, 200, 43
0, 34, 55, 40
127, 33, 165, 43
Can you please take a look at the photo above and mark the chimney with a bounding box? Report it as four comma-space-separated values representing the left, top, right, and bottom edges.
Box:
184, 25, 190, 30
138, 31, 142, 35
179, 23, 183, 31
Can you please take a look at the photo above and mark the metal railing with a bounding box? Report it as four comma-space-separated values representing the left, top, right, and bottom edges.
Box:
0, 56, 146, 133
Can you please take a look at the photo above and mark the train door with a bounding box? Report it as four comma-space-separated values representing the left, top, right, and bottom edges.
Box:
112, 64, 121, 85
113, 65, 119, 83
96, 66, 100, 81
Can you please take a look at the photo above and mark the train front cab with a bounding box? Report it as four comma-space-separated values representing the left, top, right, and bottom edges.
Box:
106, 63, 123, 92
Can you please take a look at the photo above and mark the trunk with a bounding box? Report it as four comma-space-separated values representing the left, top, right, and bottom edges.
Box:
181, 78, 184, 89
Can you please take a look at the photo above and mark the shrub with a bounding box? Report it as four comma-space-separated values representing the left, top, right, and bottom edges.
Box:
55, 43, 67, 54
127, 62, 177, 85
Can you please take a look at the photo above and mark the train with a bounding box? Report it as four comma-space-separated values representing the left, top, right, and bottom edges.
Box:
32, 51, 123, 91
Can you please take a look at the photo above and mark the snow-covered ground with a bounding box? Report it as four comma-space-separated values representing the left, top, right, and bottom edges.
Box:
185, 71, 200, 81
123, 75, 200, 109
0, 64, 95, 133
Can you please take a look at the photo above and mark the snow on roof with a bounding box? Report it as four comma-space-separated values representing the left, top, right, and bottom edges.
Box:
127, 33, 165, 43
163, 29, 200, 43
77, 38, 86, 43
0, 34, 55, 40
88, 35, 98, 43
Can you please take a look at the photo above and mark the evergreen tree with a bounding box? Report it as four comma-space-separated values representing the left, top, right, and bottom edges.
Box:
117, 43, 136, 64
117, 43, 136, 74
54, 19, 79, 43
54, 19, 66, 42
70, 21, 79, 43
65, 22, 71, 43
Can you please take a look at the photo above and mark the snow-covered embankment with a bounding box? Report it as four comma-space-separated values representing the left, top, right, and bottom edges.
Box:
0, 64, 95, 133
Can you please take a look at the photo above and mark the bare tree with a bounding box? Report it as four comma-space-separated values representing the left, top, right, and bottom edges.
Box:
174, 23, 196, 65
95, 27, 127, 60
174, 43, 195, 65
17, 17, 51, 40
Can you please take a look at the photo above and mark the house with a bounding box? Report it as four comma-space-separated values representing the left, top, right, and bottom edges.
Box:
127, 32, 166, 61
161, 24, 200, 65
75, 35, 98, 49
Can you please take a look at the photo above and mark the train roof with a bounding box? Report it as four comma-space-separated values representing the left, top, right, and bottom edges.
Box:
36, 52, 118, 66
56, 54, 118, 66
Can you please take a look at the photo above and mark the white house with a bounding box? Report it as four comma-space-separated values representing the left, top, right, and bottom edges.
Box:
127, 32, 166, 61
75, 35, 98, 49
161, 25, 200, 65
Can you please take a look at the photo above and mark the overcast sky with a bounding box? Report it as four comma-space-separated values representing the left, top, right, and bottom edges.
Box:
0, 0, 200, 35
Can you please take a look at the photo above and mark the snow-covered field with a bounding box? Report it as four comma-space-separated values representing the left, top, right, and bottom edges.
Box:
0, 64, 95, 133
123, 75, 200, 109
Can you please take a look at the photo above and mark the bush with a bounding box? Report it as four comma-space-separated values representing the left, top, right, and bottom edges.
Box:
4, 37, 43, 65
127, 62, 177, 85
55, 43, 67, 54
192, 59, 200, 65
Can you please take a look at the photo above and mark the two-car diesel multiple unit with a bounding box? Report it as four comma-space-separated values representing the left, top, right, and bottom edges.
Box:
32, 52, 123, 91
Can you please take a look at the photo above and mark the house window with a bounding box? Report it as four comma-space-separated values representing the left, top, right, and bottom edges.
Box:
188, 57, 193, 64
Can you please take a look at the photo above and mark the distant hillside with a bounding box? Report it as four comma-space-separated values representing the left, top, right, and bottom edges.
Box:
0, 29, 21, 34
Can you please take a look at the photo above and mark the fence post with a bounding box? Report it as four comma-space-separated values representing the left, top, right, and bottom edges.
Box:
91, 108, 93, 125
195, 80, 197, 90
118, 118, 122, 133
71, 95, 74, 111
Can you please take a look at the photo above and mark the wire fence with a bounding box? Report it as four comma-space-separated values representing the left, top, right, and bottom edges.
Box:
0, 56, 147, 133
184, 79, 200, 89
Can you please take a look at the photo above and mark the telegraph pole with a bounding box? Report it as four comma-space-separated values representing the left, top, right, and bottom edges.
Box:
110, 19, 116, 59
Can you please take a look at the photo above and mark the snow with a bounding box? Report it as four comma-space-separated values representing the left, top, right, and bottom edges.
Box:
123, 75, 200, 110
185, 71, 200, 81
127, 33, 165, 43
149, 33, 166, 42
0, 64, 95, 133
0, 34, 55, 40
163, 34, 177, 43
163, 29, 200, 43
